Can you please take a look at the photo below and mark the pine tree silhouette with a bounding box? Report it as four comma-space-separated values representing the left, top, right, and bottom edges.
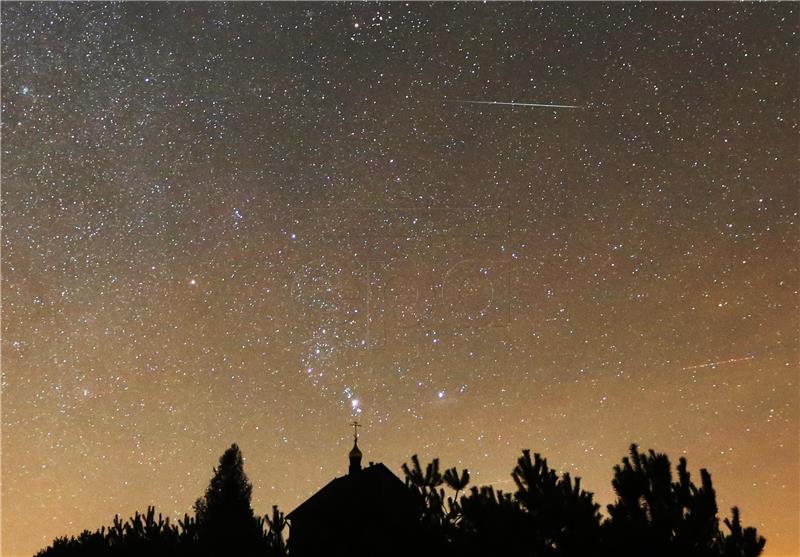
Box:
263, 505, 288, 555
721, 507, 767, 557
605, 444, 766, 557
512, 449, 602, 555
194, 443, 263, 556
459, 484, 529, 557
402, 454, 450, 551
443, 467, 470, 500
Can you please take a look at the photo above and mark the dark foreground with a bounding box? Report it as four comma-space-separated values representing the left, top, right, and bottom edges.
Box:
36, 443, 765, 557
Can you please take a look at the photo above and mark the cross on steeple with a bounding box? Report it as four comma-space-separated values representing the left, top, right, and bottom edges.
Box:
348, 421, 363, 475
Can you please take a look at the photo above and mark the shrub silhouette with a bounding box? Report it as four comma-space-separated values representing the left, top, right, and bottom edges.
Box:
35, 506, 192, 557
35, 444, 287, 557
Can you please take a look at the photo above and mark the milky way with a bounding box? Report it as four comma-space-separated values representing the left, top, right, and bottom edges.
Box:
2, 4, 798, 556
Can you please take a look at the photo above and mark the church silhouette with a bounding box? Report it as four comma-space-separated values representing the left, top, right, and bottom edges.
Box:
286, 424, 422, 557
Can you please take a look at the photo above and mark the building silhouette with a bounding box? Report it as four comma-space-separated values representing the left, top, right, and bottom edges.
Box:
286, 424, 421, 557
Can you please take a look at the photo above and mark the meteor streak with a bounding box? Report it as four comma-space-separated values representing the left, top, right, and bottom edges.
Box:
681, 355, 755, 371
443, 99, 580, 109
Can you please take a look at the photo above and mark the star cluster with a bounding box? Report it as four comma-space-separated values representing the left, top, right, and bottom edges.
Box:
2, 4, 798, 556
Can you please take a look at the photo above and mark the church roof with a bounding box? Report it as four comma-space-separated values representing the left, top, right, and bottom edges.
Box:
287, 462, 412, 522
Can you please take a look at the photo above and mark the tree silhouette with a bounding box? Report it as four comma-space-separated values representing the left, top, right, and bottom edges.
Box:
443, 466, 471, 531
406, 451, 602, 557
263, 505, 288, 555
34, 442, 765, 557
459, 485, 529, 557
402, 454, 450, 551
194, 443, 263, 556
512, 449, 602, 555
443, 466, 470, 500
605, 444, 765, 557
721, 507, 766, 557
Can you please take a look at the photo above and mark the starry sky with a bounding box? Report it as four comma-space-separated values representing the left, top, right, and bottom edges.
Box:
1, 3, 798, 556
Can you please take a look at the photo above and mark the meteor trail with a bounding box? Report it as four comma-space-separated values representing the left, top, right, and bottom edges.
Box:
443, 99, 580, 109
681, 355, 755, 371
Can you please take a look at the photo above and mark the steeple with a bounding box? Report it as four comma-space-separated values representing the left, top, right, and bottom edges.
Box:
349, 420, 362, 475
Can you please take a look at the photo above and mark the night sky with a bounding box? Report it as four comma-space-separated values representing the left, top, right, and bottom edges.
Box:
2, 3, 798, 556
